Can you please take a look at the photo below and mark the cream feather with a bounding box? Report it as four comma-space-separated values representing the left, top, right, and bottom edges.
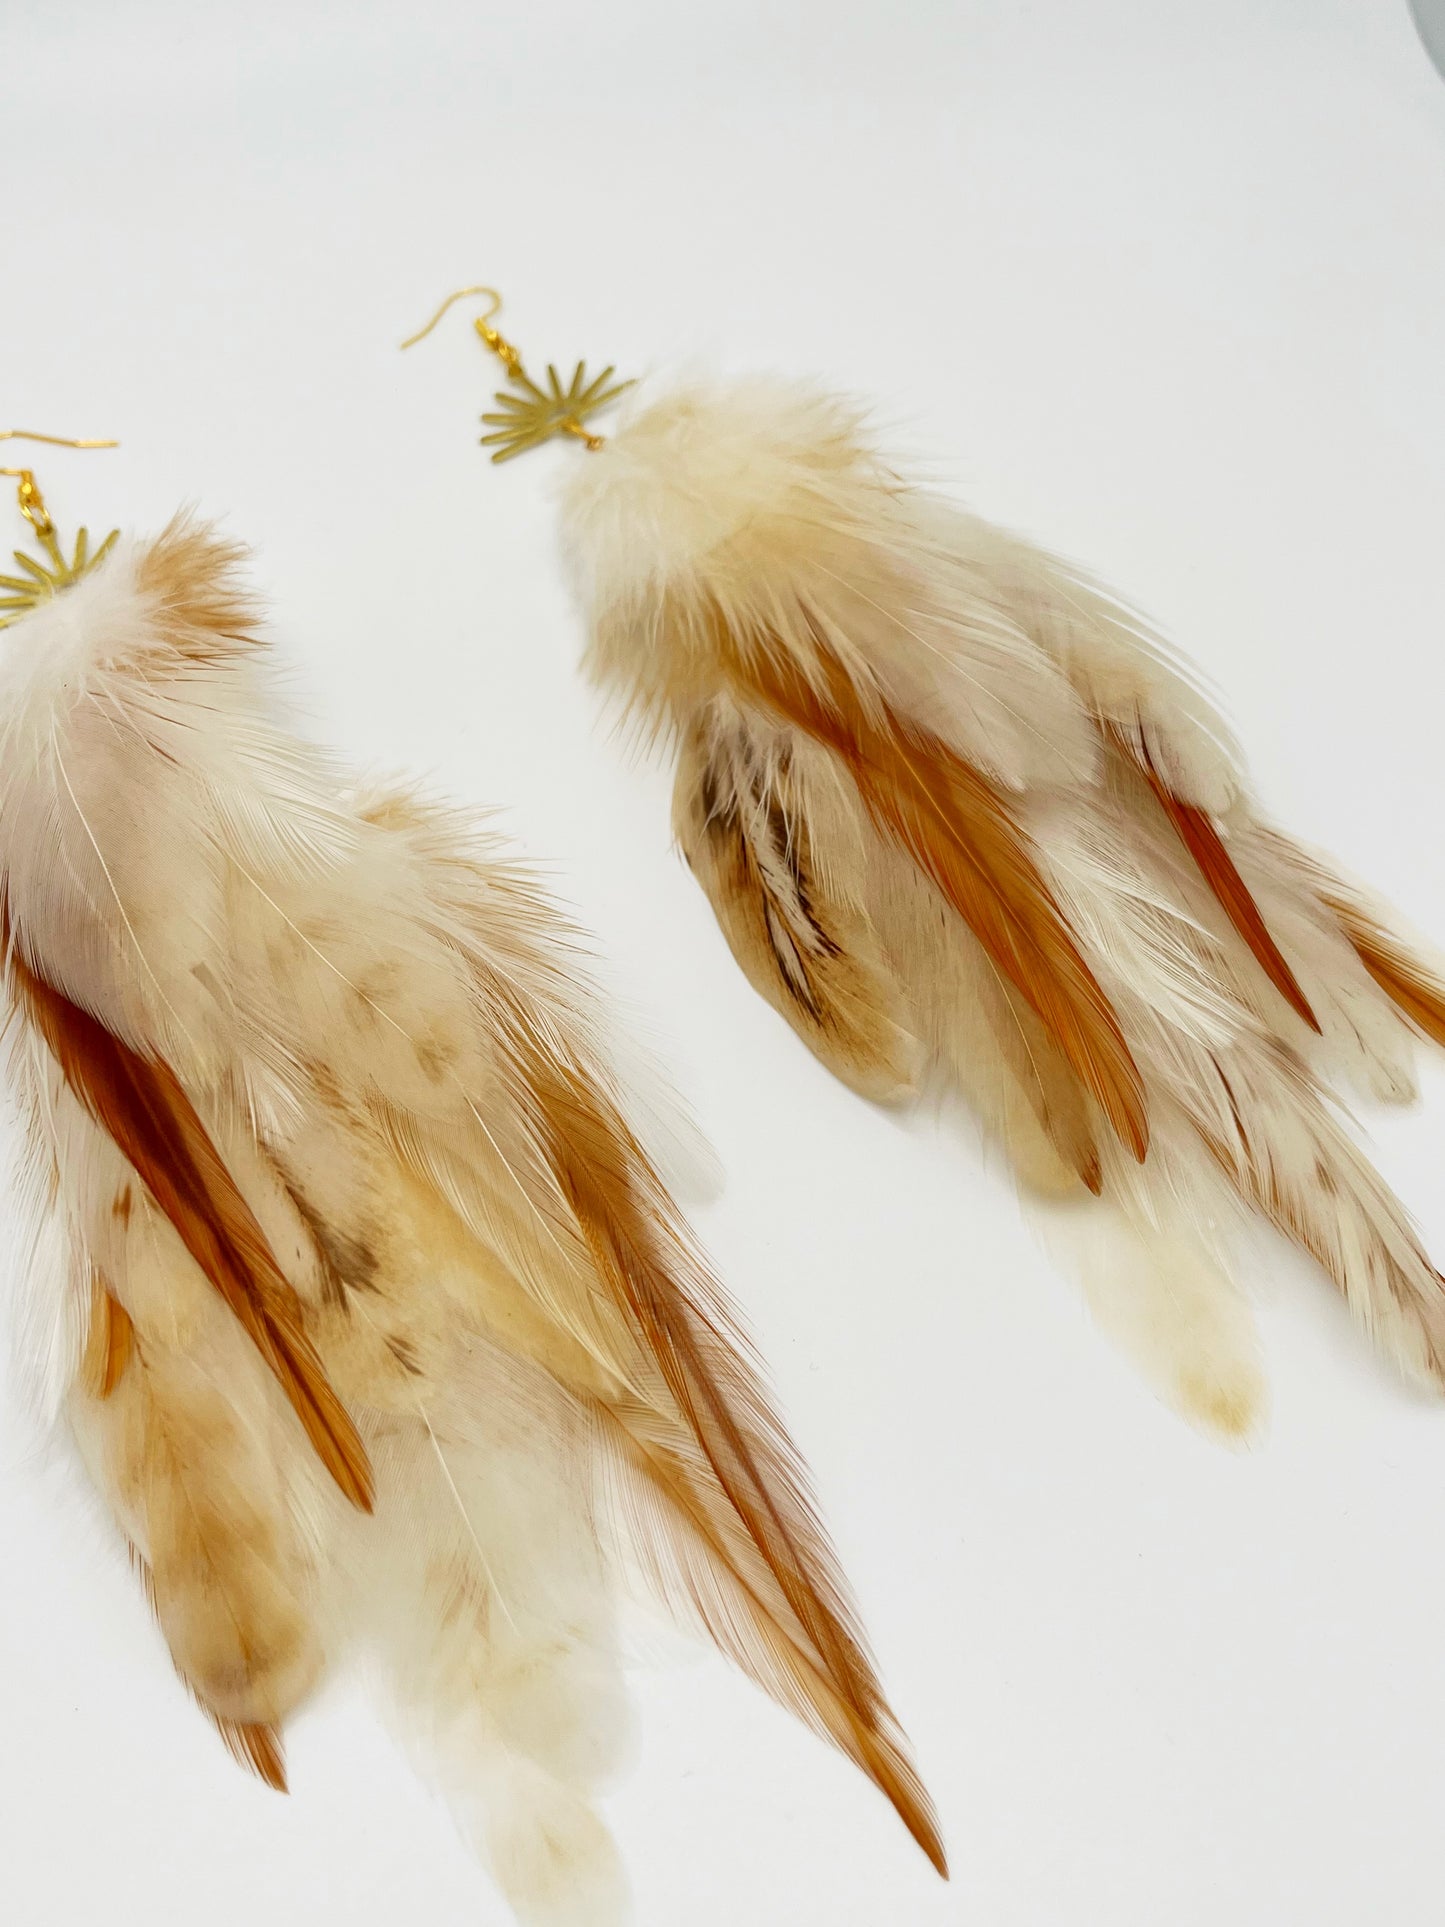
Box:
563, 378, 1445, 1436
0, 519, 944, 1918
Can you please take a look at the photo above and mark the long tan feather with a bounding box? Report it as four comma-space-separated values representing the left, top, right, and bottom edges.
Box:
518, 1041, 946, 1876
1108, 723, 1319, 1031
988, 979, 1104, 1194
129, 1548, 289, 1792
9, 934, 373, 1511
1194, 1046, 1445, 1379
72, 1319, 325, 1732
718, 617, 1150, 1160
863, 832, 1103, 1194
673, 713, 919, 1102
1324, 892, 1445, 1051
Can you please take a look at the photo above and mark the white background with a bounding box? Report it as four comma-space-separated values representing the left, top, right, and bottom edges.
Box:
4, 2, 1445, 1922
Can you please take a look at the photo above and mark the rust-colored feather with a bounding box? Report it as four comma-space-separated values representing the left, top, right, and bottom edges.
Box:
1111, 725, 1320, 1031
214, 1717, 289, 1792
1326, 894, 1445, 1051
9, 943, 373, 1511
523, 1044, 946, 1876
718, 618, 1149, 1160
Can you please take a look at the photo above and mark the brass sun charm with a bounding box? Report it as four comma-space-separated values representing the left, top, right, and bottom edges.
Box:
0, 521, 119, 631
480, 361, 632, 463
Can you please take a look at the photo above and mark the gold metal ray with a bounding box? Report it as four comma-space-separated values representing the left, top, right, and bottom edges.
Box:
0, 431, 120, 630
480, 360, 631, 461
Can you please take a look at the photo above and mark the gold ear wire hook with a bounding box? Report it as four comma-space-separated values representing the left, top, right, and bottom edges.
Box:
0, 430, 119, 535
399, 285, 523, 375
399, 285, 503, 343
401, 285, 631, 462
0, 432, 121, 629
0, 431, 118, 449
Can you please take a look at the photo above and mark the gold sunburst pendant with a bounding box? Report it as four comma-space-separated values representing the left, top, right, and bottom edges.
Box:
480, 361, 633, 463
0, 521, 120, 632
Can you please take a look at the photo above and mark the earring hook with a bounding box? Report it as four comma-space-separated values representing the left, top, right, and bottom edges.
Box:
0, 430, 119, 534
400, 284, 525, 385
0, 430, 119, 452
400, 287, 505, 350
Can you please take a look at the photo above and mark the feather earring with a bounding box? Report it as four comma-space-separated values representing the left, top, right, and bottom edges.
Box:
0, 434, 944, 1918
404, 288, 1445, 1441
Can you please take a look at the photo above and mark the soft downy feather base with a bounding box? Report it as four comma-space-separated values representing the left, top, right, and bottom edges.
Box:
0, 521, 943, 1923
563, 379, 1445, 1441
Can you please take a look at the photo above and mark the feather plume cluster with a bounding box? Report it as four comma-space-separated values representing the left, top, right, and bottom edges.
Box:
0, 521, 943, 1920
564, 380, 1445, 1438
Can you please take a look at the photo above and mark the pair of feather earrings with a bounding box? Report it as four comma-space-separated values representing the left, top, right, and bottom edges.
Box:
5, 271, 1445, 1922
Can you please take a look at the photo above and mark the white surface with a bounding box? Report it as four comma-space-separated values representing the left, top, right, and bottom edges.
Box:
4, 2, 1445, 1922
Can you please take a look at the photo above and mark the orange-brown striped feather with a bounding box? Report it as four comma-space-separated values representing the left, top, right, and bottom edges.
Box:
1325, 894, 1445, 1051
716, 616, 1149, 1160
10, 942, 372, 1510
1109, 724, 1320, 1032
523, 1043, 946, 1876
